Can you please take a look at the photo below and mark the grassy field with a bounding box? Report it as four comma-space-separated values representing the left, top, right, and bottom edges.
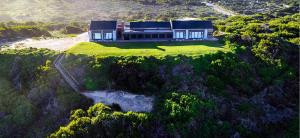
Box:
66, 41, 229, 57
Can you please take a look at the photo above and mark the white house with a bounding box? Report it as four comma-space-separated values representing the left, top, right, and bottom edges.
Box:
89, 20, 214, 42
89, 21, 117, 42
171, 20, 213, 40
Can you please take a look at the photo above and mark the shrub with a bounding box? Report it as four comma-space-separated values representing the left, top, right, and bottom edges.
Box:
61, 26, 84, 34
157, 92, 215, 134
50, 103, 151, 138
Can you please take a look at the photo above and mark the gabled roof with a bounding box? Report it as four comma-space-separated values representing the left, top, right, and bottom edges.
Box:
90, 21, 117, 30
130, 21, 171, 29
172, 20, 213, 29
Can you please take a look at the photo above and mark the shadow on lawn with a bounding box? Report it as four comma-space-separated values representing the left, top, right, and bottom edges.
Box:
94, 41, 224, 51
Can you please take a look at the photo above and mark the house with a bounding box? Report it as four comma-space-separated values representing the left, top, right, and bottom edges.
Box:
123, 21, 173, 40
172, 20, 213, 40
89, 21, 117, 41
89, 20, 214, 42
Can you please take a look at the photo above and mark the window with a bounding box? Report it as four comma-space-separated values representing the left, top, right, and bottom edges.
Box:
189, 32, 203, 39
175, 32, 184, 39
166, 34, 173, 38
138, 34, 144, 39
104, 33, 112, 40
145, 34, 151, 38
152, 34, 158, 38
131, 34, 137, 39
159, 34, 165, 38
94, 33, 102, 40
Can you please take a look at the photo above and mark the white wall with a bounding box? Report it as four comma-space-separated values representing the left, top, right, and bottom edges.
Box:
113, 30, 117, 41
172, 30, 176, 39
204, 29, 208, 39
185, 30, 189, 39
88, 31, 92, 41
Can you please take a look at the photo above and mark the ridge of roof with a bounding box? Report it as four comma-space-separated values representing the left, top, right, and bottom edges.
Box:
90, 21, 117, 30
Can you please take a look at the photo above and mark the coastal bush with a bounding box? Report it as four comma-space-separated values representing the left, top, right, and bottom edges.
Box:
156, 92, 215, 134
0, 48, 91, 137
50, 103, 151, 138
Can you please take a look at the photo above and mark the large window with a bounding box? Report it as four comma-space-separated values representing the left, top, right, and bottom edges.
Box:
152, 34, 158, 38
145, 34, 151, 39
104, 33, 113, 40
189, 32, 203, 39
175, 32, 184, 39
159, 34, 165, 38
94, 33, 102, 40
166, 34, 173, 38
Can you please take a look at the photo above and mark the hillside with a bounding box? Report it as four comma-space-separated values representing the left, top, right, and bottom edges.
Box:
0, 1, 299, 138
210, 0, 299, 15
0, 49, 92, 137
1, 0, 298, 23
51, 13, 299, 137
0, 0, 222, 22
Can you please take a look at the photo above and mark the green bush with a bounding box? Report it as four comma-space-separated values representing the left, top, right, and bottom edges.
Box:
50, 103, 151, 138
157, 92, 215, 134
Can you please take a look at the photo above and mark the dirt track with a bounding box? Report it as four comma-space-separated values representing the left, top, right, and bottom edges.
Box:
203, 2, 237, 16
2, 32, 88, 51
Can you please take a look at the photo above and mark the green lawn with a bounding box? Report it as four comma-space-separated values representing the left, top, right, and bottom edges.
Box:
66, 41, 229, 57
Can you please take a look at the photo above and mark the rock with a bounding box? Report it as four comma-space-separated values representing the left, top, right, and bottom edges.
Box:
0, 112, 5, 118
261, 105, 295, 124
44, 98, 59, 115
172, 64, 193, 77
159, 65, 167, 80
9, 56, 22, 91
249, 86, 296, 125
231, 132, 240, 138
239, 118, 258, 131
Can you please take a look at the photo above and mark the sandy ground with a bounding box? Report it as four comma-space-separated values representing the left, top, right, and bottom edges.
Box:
1, 32, 89, 51
203, 2, 236, 16
82, 91, 154, 112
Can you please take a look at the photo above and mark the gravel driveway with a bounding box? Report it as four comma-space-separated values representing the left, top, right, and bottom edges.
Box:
2, 32, 89, 51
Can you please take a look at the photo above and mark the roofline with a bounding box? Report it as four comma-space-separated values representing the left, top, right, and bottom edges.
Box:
130, 27, 171, 29
171, 20, 213, 22
89, 20, 117, 30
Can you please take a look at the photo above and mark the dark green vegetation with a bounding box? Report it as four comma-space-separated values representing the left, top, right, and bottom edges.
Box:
0, 48, 92, 137
50, 103, 151, 137
50, 93, 229, 137
53, 13, 299, 137
0, 22, 86, 41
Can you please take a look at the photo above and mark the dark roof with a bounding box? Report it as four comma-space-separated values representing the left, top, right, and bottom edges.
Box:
172, 21, 213, 29
90, 21, 117, 30
130, 21, 171, 29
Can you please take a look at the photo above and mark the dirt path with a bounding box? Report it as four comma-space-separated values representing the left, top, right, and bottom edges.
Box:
2, 32, 89, 51
53, 54, 154, 112
203, 2, 237, 16
54, 54, 81, 92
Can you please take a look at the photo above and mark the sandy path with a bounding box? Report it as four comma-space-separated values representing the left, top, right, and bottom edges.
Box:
2, 32, 89, 51
203, 2, 236, 16
83, 91, 154, 112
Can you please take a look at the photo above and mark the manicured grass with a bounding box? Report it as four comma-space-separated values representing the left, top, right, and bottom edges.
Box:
66, 41, 229, 57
